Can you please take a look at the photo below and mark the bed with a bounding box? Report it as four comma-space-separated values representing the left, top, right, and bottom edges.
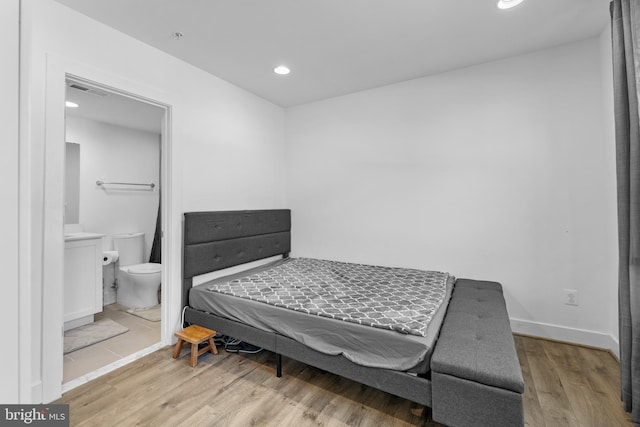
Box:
182, 209, 525, 427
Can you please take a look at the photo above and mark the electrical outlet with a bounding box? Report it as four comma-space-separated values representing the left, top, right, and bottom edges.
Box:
564, 289, 579, 306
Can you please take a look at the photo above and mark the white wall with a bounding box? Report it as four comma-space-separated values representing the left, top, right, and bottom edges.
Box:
66, 116, 161, 305
600, 23, 619, 349
285, 37, 618, 351
66, 116, 160, 259
0, 0, 21, 403
21, 0, 286, 403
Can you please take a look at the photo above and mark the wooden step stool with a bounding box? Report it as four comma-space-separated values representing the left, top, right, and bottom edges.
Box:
172, 325, 218, 367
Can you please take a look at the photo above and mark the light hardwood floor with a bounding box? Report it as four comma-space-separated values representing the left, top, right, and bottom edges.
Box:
56, 335, 632, 426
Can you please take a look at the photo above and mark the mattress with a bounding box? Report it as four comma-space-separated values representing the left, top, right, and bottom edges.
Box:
189, 257, 454, 373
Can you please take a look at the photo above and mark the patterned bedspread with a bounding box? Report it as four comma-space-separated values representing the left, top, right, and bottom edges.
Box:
205, 258, 450, 337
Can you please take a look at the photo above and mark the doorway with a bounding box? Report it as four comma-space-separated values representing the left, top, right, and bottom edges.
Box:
62, 78, 164, 387
40, 57, 177, 403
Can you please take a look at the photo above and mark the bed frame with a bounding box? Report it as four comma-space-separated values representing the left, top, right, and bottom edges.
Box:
182, 210, 525, 427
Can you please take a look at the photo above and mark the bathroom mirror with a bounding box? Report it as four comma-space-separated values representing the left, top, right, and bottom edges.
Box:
65, 142, 80, 224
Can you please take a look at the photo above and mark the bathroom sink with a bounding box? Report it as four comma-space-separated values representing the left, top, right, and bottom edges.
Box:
64, 232, 105, 241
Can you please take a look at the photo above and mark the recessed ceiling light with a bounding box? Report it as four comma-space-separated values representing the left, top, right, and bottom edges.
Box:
497, 0, 525, 9
65, 101, 79, 108
274, 65, 291, 75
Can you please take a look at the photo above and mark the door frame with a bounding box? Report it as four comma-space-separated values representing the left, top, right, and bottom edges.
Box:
40, 55, 178, 402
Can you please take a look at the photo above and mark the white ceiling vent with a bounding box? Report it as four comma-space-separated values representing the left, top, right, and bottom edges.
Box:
68, 83, 108, 97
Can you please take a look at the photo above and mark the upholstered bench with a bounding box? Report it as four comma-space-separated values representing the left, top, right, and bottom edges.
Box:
431, 279, 525, 427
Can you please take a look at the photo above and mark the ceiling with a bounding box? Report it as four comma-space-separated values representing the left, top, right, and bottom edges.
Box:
66, 80, 164, 134
55, 0, 610, 107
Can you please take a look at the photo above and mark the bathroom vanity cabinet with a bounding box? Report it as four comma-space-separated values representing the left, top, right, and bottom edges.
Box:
64, 233, 105, 330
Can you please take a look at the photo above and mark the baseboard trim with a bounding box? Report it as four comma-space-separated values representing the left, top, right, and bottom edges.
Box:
510, 317, 619, 359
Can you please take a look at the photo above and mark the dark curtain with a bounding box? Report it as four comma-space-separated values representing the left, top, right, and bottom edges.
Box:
612, 0, 640, 423
149, 202, 161, 263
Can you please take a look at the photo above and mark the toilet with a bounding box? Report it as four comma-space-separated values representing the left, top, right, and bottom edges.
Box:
113, 232, 161, 309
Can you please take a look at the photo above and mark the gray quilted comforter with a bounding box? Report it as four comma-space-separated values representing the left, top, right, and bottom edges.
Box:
205, 257, 449, 337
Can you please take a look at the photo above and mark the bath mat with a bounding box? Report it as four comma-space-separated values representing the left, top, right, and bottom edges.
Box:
126, 305, 161, 322
64, 318, 129, 354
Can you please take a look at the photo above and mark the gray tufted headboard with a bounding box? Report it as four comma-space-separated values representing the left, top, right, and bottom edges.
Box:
182, 209, 291, 308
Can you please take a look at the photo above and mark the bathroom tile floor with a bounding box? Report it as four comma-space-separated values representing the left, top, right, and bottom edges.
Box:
63, 303, 161, 384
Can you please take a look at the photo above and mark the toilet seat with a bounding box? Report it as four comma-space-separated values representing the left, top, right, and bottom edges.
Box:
125, 262, 162, 275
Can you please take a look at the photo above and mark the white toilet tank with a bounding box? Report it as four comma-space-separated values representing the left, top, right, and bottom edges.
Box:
112, 233, 145, 266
